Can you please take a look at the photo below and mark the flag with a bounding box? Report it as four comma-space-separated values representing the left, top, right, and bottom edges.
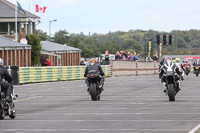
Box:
17, 1, 26, 14
35, 4, 47, 13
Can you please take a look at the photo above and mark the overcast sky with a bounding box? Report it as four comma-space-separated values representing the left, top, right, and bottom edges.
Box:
7, 0, 200, 35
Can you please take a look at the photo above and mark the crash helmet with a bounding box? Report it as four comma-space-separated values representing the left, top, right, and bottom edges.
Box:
172, 58, 176, 63
165, 57, 173, 66
164, 57, 172, 63
185, 59, 188, 63
175, 58, 181, 63
0, 58, 3, 65
90, 58, 97, 64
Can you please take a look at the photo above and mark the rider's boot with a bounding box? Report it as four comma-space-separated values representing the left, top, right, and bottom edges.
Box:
162, 82, 167, 93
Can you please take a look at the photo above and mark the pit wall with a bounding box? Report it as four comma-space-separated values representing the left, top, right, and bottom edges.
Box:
111, 60, 159, 77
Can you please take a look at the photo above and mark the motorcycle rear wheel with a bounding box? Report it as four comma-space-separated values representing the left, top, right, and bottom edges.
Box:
196, 70, 199, 77
168, 84, 175, 101
90, 83, 98, 101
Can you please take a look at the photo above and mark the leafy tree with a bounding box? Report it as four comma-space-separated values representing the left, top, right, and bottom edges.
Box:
26, 34, 41, 66
177, 37, 188, 48
37, 30, 48, 41
54, 30, 69, 44
121, 39, 143, 53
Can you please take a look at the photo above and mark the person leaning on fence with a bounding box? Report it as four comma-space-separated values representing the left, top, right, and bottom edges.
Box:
146, 55, 153, 62
115, 52, 121, 60
45, 58, 51, 66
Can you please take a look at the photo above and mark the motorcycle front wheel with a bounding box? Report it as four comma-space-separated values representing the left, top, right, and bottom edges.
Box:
9, 103, 16, 119
168, 83, 175, 101
0, 102, 5, 120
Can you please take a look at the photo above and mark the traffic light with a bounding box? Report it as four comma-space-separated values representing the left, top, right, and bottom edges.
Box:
163, 35, 166, 44
156, 35, 160, 44
169, 34, 172, 44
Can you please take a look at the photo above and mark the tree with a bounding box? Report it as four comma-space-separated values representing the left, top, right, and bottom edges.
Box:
36, 30, 48, 41
26, 34, 41, 66
54, 30, 69, 44
177, 37, 188, 48
121, 39, 143, 53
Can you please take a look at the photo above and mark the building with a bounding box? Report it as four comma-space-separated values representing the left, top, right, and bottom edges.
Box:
0, 0, 40, 42
0, 36, 31, 66
41, 41, 82, 66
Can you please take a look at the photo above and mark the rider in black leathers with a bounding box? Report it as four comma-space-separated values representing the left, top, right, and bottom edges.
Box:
193, 59, 200, 72
159, 57, 182, 92
0, 58, 13, 103
84, 59, 105, 92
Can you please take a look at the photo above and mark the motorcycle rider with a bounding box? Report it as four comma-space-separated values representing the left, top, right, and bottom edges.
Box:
182, 59, 191, 71
84, 58, 105, 92
0, 58, 13, 103
159, 57, 182, 93
193, 59, 200, 72
175, 58, 184, 80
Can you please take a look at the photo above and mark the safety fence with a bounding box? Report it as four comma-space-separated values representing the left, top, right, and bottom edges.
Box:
19, 65, 111, 84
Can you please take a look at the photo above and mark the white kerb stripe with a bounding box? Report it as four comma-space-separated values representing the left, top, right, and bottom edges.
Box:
188, 123, 200, 133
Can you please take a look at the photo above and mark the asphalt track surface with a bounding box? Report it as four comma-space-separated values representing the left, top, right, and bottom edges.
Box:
0, 74, 199, 133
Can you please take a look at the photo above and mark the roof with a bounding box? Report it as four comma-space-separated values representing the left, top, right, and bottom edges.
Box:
0, 0, 40, 18
0, 36, 31, 48
41, 41, 82, 52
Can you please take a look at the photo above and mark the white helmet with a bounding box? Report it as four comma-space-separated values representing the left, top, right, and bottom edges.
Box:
0, 58, 3, 65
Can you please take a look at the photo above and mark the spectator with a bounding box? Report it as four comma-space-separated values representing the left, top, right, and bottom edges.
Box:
135, 54, 140, 61
146, 55, 153, 62
127, 53, 132, 61
45, 58, 51, 66
131, 52, 136, 61
153, 53, 158, 61
115, 52, 121, 60
120, 51, 126, 60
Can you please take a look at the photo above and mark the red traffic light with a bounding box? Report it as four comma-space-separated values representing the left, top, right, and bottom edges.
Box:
163, 35, 166, 44
156, 35, 160, 44
169, 34, 172, 44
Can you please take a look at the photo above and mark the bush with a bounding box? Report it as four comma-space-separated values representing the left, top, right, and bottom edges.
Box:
26, 34, 41, 66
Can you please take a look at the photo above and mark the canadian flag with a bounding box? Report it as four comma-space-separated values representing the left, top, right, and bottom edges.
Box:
35, 4, 47, 13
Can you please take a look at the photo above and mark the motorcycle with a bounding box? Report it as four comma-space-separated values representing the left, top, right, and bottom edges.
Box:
165, 69, 180, 101
87, 72, 102, 101
183, 65, 190, 76
195, 65, 199, 77
0, 86, 17, 120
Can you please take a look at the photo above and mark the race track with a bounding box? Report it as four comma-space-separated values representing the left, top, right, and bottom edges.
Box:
0, 74, 199, 133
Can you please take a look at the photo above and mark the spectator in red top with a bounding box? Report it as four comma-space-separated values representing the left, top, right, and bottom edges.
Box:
45, 58, 51, 66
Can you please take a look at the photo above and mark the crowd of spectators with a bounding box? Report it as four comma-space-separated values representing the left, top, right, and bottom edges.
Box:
115, 51, 140, 61
115, 51, 159, 62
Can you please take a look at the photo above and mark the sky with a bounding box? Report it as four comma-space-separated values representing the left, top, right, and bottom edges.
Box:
7, 0, 200, 35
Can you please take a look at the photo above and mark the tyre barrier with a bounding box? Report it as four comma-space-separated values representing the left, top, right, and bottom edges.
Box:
19, 65, 111, 84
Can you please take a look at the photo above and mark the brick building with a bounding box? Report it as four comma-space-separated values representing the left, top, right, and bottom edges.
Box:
0, 36, 31, 67
41, 41, 82, 66
0, 0, 40, 42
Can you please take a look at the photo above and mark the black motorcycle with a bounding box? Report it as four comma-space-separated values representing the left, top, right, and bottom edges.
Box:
184, 66, 190, 76
165, 71, 179, 101
0, 86, 17, 120
87, 72, 102, 101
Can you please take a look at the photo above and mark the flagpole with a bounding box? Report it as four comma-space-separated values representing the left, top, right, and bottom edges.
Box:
15, 0, 18, 42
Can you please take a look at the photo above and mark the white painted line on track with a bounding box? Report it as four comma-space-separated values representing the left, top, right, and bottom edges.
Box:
16, 112, 200, 115
0, 128, 190, 132
2, 120, 200, 122
188, 123, 200, 133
